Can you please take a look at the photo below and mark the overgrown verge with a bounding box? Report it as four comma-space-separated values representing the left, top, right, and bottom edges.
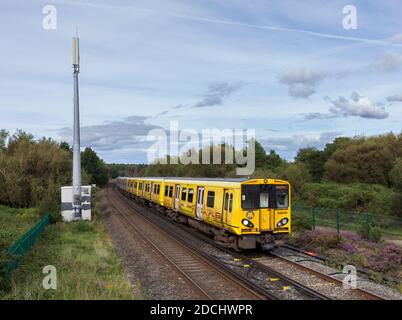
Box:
0, 203, 135, 299
287, 229, 402, 287
297, 182, 399, 215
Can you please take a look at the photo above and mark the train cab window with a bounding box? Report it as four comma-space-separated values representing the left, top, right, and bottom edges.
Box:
241, 185, 259, 209
276, 185, 289, 208
169, 186, 173, 197
207, 191, 215, 208
229, 194, 233, 212
165, 186, 169, 197
188, 189, 194, 202
181, 188, 187, 201
260, 184, 269, 208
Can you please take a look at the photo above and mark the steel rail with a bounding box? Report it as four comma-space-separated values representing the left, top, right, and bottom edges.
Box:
113, 186, 332, 300
268, 250, 386, 300
106, 188, 268, 300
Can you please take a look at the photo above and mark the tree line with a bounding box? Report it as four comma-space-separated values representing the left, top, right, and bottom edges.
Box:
140, 132, 402, 215
1, 129, 401, 216
0, 130, 109, 219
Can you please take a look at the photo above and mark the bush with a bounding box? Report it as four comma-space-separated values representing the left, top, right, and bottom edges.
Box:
278, 162, 311, 196
292, 212, 312, 232
16, 208, 40, 221
0, 252, 14, 292
299, 182, 397, 214
389, 158, 402, 191
357, 223, 382, 242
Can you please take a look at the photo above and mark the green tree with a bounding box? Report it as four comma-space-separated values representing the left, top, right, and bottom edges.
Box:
295, 147, 326, 182
253, 139, 267, 168
389, 158, 402, 191
324, 139, 394, 185
278, 162, 311, 196
0, 129, 8, 151
266, 149, 284, 170
81, 147, 109, 186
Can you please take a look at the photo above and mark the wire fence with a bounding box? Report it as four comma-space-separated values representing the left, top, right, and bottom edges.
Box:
292, 205, 402, 240
3, 213, 49, 274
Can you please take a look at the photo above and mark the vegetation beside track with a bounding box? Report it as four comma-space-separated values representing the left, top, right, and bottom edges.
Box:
0, 202, 135, 300
287, 229, 402, 288
0, 205, 40, 254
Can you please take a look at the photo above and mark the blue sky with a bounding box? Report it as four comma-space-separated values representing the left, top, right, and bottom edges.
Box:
1, 0, 402, 163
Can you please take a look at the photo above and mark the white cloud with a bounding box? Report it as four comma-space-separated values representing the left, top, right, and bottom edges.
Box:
58, 116, 161, 151
370, 51, 402, 72
305, 92, 388, 120
194, 81, 243, 107
260, 131, 341, 155
386, 94, 402, 102
278, 68, 326, 98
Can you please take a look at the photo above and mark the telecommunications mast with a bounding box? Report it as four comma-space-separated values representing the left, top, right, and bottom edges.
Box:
72, 34, 82, 218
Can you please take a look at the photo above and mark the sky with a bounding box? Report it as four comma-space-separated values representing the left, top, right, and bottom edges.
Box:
1, 0, 402, 163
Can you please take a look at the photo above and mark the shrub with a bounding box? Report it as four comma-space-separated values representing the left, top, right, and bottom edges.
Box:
16, 208, 40, 221
357, 224, 382, 242
299, 182, 397, 214
292, 212, 312, 232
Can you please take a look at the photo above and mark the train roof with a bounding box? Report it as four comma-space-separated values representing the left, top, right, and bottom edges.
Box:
117, 176, 289, 186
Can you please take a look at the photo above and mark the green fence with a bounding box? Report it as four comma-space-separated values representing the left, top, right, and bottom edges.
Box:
4, 213, 49, 274
292, 205, 402, 239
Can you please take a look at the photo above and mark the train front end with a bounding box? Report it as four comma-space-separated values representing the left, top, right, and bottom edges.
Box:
236, 179, 291, 250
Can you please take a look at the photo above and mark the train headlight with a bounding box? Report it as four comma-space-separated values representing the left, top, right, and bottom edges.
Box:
242, 219, 254, 228
276, 218, 289, 227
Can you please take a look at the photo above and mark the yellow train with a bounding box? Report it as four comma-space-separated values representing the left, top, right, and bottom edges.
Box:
116, 177, 291, 250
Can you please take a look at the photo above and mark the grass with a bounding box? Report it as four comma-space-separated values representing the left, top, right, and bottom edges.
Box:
0, 205, 136, 300
0, 205, 40, 253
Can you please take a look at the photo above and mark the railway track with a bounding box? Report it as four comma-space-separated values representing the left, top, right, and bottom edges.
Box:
266, 248, 385, 300
106, 187, 268, 300
108, 186, 332, 300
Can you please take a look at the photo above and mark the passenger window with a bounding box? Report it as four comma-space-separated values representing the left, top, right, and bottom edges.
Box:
188, 189, 194, 203
169, 186, 173, 197
165, 186, 169, 197
229, 194, 233, 212
224, 193, 229, 210
181, 188, 187, 201
207, 191, 215, 208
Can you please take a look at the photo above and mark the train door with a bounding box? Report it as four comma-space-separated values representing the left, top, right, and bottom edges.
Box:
222, 190, 233, 225
196, 187, 204, 220
174, 185, 180, 211
259, 184, 271, 230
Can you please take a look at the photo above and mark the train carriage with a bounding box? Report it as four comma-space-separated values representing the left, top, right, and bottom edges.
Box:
116, 177, 291, 250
